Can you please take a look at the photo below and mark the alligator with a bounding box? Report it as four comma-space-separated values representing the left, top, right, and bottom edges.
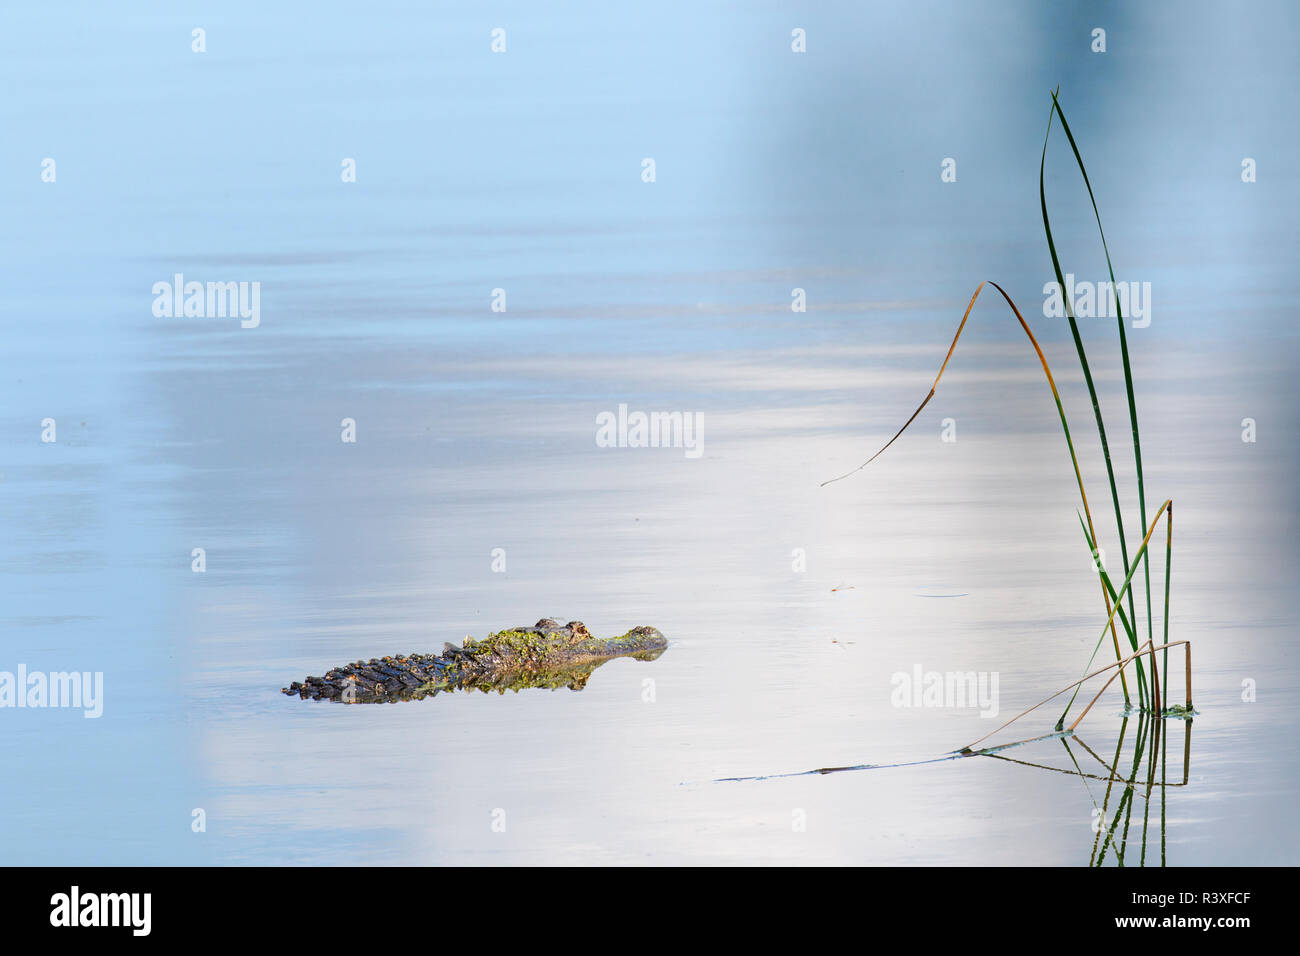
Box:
282, 619, 666, 703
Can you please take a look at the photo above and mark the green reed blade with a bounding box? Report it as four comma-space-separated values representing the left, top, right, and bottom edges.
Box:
1040, 95, 1143, 706
1049, 91, 1155, 657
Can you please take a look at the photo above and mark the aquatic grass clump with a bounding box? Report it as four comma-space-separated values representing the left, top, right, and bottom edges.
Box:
828, 90, 1191, 739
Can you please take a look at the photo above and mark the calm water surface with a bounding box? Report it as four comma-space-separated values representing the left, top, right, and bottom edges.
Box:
1, 2, 1297, 864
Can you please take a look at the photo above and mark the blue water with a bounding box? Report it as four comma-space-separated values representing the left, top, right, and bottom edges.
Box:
1, 1, 1297, 864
